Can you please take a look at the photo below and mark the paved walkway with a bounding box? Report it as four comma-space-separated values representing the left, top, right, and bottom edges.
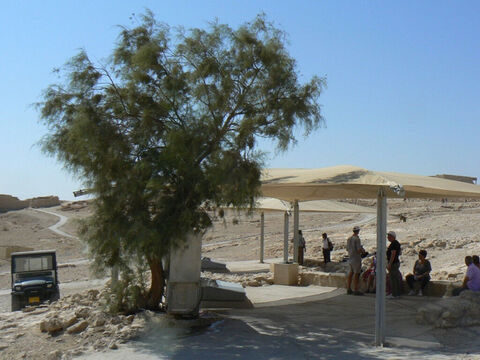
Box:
78, 260, 480, 359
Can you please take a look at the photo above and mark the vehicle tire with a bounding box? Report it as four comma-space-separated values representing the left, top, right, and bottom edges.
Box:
50, 290, 60, 303
11, 295, 22, 312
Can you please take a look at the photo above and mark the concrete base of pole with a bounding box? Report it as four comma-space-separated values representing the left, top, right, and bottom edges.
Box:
271, 263, 299, 286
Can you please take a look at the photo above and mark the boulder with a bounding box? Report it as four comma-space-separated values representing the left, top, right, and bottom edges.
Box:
67, 320, 89, 334
41, 317, 64, 334
75, 307, 91, 319
47, 350, 63, 360
417, 291, 480, 328
92, 313, 107, 327
62, 314, 79, 329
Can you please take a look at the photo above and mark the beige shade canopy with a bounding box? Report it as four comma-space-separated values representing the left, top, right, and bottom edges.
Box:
256, 197, 375, 213
261, 165, 480, 201
260, 165, 480, 346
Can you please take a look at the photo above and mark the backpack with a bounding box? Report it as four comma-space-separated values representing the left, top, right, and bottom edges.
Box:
328, 239, 334, 251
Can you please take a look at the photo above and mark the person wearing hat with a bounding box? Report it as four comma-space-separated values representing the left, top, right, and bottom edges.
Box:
346, 226, 366, 295
386, 230, 402, 298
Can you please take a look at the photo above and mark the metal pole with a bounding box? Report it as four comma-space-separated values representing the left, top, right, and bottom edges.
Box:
375, 187, 387, 346
260, 212, 264, 263
293, 200, 299, 263
283, 211, 289, 263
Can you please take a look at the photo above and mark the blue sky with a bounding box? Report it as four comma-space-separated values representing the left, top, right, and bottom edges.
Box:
1, 1, 479, 200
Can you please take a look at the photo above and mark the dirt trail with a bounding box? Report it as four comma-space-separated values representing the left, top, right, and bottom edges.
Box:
33, 208, 77, 239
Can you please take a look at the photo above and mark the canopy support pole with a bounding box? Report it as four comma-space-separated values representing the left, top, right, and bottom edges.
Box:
283, 211, 289, 263
375, 187, 387, 346
293, 200, 299, 263
260, 212, 264, 263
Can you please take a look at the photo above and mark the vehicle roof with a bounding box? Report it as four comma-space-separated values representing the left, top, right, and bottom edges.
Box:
11, 250, 57, 257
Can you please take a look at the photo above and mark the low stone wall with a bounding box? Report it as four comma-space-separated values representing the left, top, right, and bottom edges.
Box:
299, 271, 454, 297
299, 271, 346, 288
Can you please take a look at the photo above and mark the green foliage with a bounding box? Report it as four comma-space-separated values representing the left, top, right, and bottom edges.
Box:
103, 263, 150, 314
38, 11, 325, 308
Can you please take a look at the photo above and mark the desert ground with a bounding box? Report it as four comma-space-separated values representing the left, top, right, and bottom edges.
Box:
0, 198, 479, 359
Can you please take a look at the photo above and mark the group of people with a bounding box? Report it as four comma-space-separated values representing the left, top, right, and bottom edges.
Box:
296, 226, 480, 299
346, 226, 430, 298
452, 255, 480, 296
295, 230, 333, 266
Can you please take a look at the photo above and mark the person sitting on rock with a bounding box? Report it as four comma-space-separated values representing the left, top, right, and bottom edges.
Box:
452, 256, 480, 296
362, 253, 376, 293
405, 249, 431, 296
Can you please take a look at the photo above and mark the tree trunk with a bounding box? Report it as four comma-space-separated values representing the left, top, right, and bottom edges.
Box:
147, 257, 165, 310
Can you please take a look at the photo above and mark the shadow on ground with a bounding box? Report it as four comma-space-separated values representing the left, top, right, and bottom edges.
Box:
100, 290, 480, 360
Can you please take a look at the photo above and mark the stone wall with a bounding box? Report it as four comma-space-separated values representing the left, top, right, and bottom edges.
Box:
0, 194, 60, 213
0, 195, 29, 213
29, 196, 60, 208
299, 270, 453, 297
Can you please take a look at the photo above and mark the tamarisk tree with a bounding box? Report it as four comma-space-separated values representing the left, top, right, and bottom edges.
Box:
39, 12, 325, 311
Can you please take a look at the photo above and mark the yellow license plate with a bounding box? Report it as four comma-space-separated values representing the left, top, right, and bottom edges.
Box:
28, 296, 40, 303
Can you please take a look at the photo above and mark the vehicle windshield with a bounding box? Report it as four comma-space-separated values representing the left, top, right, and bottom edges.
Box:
13, 255, 54, 272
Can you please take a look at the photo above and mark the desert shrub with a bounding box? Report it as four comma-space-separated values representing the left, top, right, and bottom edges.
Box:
103, 263, 150, 314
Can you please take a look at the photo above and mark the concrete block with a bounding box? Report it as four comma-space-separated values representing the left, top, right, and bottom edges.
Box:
200, 280, 252, 309
167, 282, 201, 315
271, 263, 299, 286
167, 232, 202, 316
201, 257, 228, 273
299, 272, 346, 288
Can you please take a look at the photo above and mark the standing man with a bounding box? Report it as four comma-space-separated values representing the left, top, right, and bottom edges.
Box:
322, 233, 332, 264
346, 226, 366, 295
386, 231, 402, 299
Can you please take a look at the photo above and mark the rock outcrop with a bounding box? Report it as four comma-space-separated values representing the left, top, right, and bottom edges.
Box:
29, 196, 60, 208
0, 194, 29, 213
416, 290, 480, 328
38, 288, 148, 353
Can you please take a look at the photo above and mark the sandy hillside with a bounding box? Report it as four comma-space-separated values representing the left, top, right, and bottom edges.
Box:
202, 198, 480, 282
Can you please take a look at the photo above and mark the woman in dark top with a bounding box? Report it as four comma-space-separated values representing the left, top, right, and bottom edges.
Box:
387, 231, 402, 298
406, 249, 431, 296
